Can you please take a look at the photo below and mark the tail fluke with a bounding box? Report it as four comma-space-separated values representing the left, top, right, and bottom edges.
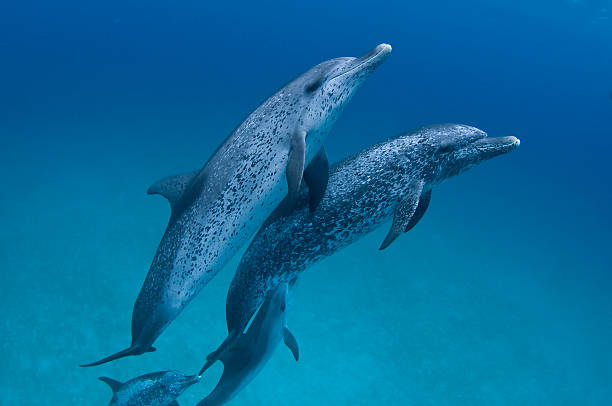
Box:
80, 345, 155, 367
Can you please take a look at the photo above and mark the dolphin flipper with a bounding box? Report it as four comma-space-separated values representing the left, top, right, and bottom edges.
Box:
379, 182, 424, 250
303, 147, 329, 212
147, 171, 198, 208
284, 130, 307, 210
199, 346, 224, 375
98, 376, 122, 392
404, 189, 431, 232
283, 327, 299, 361
199, 333, 243, 376
199, 358, 216, 376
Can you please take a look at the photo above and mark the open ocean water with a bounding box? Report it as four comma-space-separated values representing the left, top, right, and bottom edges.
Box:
1, 1, 611, 405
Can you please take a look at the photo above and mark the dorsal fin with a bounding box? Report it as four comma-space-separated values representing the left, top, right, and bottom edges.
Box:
147, 171, 198, 208
98, 376, 122, 392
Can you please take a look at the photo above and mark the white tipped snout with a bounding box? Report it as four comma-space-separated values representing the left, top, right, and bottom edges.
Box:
500, 136, 520, 147
472, 135, 521, 155
366, 43, 392, 64
330, 43, 392, 81
376, 43, 392, 54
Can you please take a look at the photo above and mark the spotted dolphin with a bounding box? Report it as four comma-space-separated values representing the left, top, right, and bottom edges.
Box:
81, 44, 391, 366
196, 283, 296, 406
98, 370, 199, 406
221, 124, 520, 339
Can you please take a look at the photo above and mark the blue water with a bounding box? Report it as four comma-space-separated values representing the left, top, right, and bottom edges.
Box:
1, 1, 611, 404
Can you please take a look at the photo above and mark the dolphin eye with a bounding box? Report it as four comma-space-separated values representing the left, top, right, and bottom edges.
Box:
304, 77, 324, 94
438, 141, 454, 154
280, 302, 286, 312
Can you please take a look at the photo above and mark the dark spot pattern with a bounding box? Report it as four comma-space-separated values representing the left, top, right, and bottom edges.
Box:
226, 124, 518, 333
129, 46, 391, 349
109, 370, 197, 406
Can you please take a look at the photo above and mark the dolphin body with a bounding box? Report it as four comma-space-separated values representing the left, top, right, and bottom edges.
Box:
98, 370, 199, 406
197, 284, 297, 406
221, 124, 520, 338
82, 44, 391, 366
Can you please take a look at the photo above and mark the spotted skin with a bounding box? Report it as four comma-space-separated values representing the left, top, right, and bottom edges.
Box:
82, 44, 391, 366
100, 371, 199, 406
225, 124, 521, 334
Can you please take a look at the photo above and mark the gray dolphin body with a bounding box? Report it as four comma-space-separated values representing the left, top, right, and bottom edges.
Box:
83, 44, 391, 366
98, 370, 199, 406
197, 284, 297, 406
223, 124, 520, 337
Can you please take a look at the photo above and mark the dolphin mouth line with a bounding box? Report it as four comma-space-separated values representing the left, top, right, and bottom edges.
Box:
184, 375, 201, 385
472, 136, 521, 152
329, 44, 392, 82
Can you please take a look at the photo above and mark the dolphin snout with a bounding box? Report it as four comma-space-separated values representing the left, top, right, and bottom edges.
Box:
183, 374, 201, 385
472, 135, 521, 157
358, 43, 392, 66
330, 43, 392, 81
376, 43, 392, 54
358, 43, 392, 61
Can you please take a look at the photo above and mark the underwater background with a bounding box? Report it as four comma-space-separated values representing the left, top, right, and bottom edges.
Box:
1, 0, 611, 404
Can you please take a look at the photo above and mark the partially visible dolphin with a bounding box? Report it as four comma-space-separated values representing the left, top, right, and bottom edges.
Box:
196, 283, 297, 406
82, 44, 391, 366
222, 124, 520, 339
98, 370, 199, 406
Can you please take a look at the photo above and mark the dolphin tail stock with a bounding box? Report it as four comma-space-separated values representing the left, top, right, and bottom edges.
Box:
80, 345, 156, 367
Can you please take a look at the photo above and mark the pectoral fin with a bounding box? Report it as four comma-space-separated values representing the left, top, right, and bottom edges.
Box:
404, 189, 432, 232
147, 171, 198, 210
283, 327, 299, 361
303, 147, 329, 212
285, 130, 307, 206
379, 182, 424, 250
199, 333, 241, 375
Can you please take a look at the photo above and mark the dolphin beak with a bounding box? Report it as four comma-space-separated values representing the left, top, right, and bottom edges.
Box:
357, 43, 392, 68
183, 375, 201, 386
472, 136, 521, 159
330, 43, 392, 81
